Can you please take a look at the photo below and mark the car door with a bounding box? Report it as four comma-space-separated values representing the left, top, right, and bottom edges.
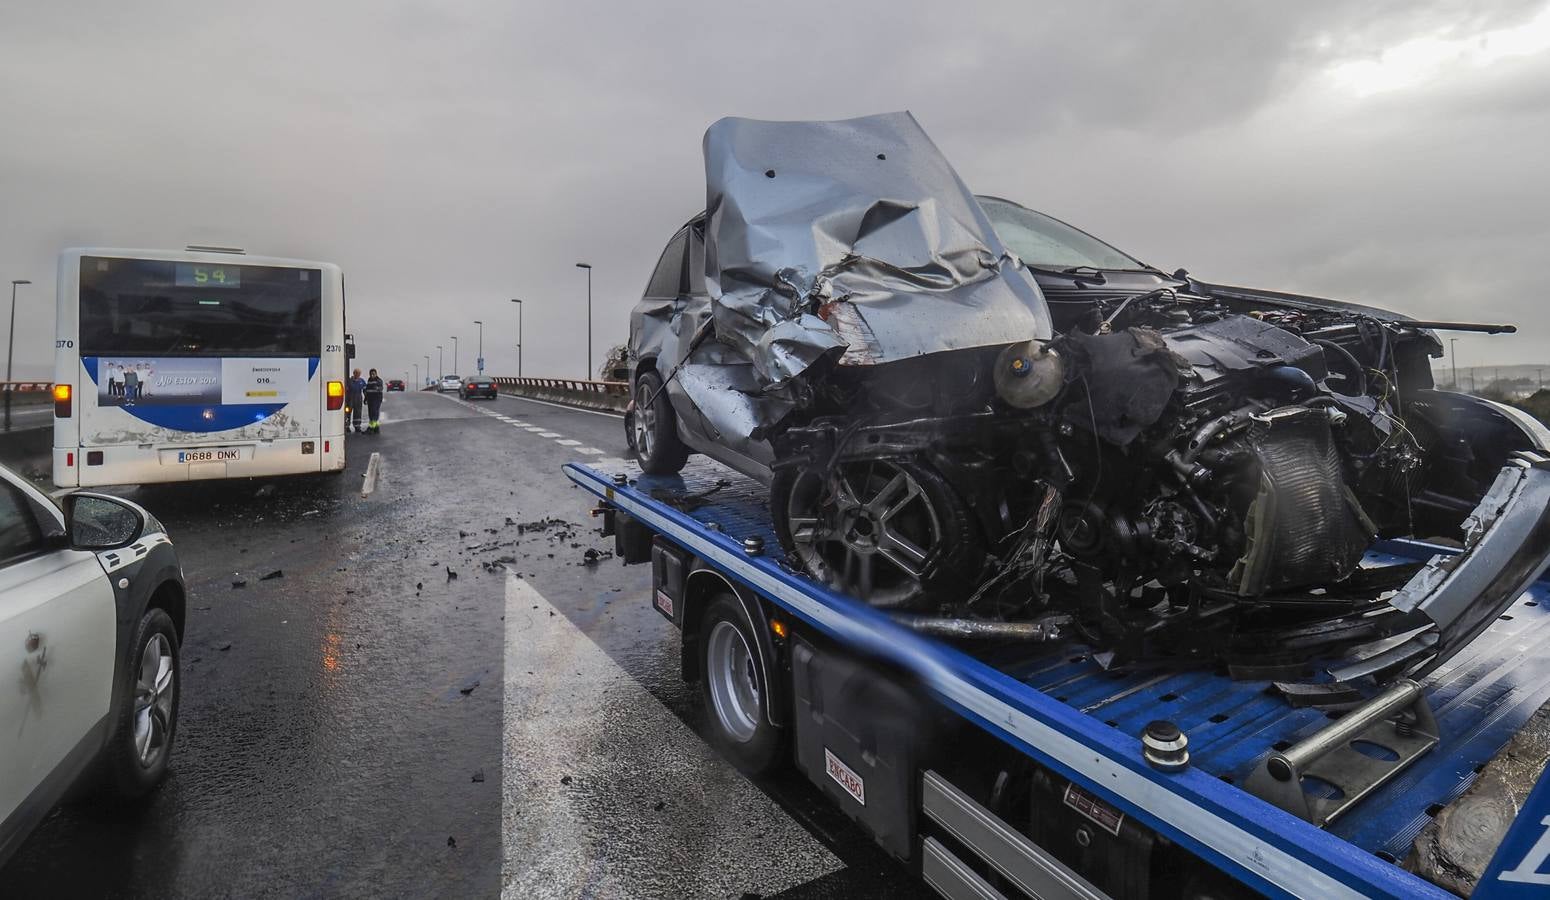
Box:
0, 475, 117, 834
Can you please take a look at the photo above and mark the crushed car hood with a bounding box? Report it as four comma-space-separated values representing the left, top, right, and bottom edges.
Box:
701, 112, 1053, 386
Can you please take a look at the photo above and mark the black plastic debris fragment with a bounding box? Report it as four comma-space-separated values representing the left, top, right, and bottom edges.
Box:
505, 517, 516, 526
447, 836, 457, 849
653, 800, 665, 811
459, 678, 479, 695
446, 566, 458, 581
472, 770, 485, 783
416, 582, 424, 591
218, 643, 232, 651
260, 570, 283, 581
231, 580, 247, 589
583, 548, 601, 566
560, 775, 573, 785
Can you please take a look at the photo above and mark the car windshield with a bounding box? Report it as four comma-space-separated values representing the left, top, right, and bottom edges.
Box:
978, 196, 1148, 272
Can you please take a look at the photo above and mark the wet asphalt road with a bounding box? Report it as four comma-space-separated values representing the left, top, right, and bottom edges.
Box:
2, 390, 930, 900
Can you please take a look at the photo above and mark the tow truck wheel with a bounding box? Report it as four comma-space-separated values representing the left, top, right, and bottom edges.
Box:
700, 595, 785, 774
634, 370, 690, 475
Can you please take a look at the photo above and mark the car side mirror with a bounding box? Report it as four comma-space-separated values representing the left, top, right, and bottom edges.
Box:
63, 492, 146, 551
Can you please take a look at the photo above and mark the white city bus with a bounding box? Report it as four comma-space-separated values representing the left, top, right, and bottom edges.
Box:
52, 247, 351, 487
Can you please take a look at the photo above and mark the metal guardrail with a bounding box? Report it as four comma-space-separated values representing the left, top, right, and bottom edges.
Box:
1, 382, 53, 393
491, 377, 629, 413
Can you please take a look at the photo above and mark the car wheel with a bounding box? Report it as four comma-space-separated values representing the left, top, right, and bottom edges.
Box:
101, 606, 180, 799
772, 457, 982, 610
634, 370, 690, 475
699, 595, 785, 774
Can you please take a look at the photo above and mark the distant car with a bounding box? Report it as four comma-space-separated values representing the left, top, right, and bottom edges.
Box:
387, 379, 405, 392
460, 377, 498, 400
438, 375, 462, 393
0, 463, 186, 868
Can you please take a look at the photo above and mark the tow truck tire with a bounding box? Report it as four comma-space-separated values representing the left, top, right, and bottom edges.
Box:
634, 370, 690, 475
100, 607, 180, 800
699, 595, 785, 774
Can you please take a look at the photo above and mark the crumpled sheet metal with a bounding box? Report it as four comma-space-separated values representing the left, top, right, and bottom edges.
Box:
701, 112, 1052, 387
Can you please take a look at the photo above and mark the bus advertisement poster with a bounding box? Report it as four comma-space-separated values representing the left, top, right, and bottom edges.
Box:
220, 358, 310, 406
96, 357, 220, 407
92, 356, 313, 408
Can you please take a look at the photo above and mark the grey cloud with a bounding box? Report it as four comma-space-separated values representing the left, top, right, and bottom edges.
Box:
1, 0, 1547, 382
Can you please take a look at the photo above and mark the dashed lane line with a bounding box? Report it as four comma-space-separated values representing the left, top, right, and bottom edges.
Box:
492, 392, 625, 420
446, 394, 626, 465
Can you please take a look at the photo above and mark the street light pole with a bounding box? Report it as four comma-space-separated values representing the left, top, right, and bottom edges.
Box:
451, 336, 459, 376
413, 363, 419, 388
437, 345, 443, 381
6, 279, 32, 431
424, 355, 431, 387
1449, 338, 1459, 391
575, 263, 592, 380
517, 298, 530, 374
473, 320, 483, 374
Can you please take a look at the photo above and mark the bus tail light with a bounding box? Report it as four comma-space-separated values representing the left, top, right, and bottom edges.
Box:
326, 380, 344, 411
53, 383, 72, 417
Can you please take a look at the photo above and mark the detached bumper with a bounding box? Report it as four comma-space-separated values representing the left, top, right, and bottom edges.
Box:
1317, 396, 1550, 687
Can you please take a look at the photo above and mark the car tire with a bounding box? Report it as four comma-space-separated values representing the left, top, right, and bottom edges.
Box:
100, 606, 180, 800
699, 594, 785, 774
771, 456, 983, 610
633, 370, 690, 475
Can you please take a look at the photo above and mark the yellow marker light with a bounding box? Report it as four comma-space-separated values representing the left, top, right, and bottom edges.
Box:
53, 383, 72, 417
771, 619, 788, 639
326, 380, 345, 411
52, 383, 70, 402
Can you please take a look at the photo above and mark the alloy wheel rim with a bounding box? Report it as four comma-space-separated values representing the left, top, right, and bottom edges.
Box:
133, 633, 175, 767
786, 460, 941, 607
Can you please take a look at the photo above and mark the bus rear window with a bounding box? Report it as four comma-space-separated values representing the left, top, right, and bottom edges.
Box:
79, 256, 323, 357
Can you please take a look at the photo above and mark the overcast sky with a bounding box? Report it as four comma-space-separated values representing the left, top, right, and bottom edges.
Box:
3, 1, 1548, 382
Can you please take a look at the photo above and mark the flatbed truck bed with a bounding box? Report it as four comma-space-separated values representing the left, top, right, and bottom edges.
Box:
565, 456, 1550, 899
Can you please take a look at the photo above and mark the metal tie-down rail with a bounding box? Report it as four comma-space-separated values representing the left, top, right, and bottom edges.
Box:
1245, 678, 1440, 827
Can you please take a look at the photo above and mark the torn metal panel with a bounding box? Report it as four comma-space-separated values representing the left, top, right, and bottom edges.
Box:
701, 112, 1052, 387
665, 355, 788, 475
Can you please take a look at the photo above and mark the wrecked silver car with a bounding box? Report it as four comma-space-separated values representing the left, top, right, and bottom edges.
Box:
626, 112, 1550, 693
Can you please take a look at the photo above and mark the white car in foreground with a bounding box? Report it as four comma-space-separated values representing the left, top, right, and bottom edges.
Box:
0, 464, 186, 867
438, 375, 462, 393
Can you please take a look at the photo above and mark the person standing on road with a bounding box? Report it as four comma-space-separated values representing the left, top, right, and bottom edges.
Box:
364, 368, 385, 434
346, 367, 366, 433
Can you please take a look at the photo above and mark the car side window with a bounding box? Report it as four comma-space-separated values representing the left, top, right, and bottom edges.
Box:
0, 482, 46, 566
687, 225, 707, 297
645, 228, 689, 298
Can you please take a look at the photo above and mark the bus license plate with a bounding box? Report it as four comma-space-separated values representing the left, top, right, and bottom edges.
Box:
162, 447, 249, 465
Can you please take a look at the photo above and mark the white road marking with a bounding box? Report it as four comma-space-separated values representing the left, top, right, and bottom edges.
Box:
577, 447, 605, 456
508, 420, 528, 426
537, 431, 561, 438
523, 426, 545, 432
554, 439, 581, 447
495, 393, 625, 420
360, 452, 382, 498
502, 575, 839, 898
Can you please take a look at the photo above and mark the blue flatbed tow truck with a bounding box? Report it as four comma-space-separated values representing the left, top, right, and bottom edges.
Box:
567, 456, 1550, 899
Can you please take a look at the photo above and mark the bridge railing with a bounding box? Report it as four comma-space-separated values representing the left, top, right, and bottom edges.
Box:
490, 377, 629, 413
